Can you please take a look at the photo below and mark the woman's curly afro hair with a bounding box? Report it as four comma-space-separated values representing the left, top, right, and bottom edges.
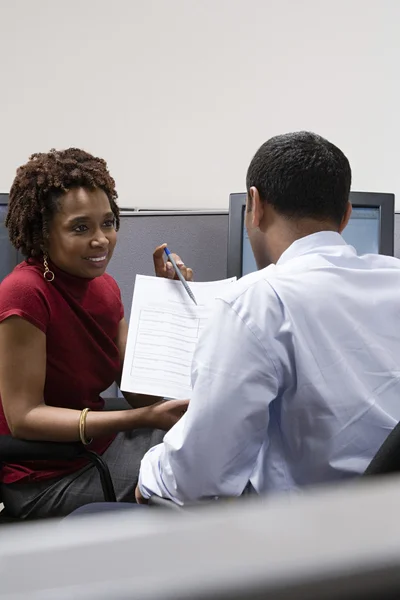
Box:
6, 148, 120, 257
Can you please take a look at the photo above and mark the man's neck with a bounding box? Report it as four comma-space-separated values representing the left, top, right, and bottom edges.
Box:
266, 219, 338, 264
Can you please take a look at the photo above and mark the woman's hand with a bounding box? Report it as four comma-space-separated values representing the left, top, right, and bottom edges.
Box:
143, 399, 188, 431
153, 243, 193, 281
135, 484, 147, 504
135, 399, 188, 504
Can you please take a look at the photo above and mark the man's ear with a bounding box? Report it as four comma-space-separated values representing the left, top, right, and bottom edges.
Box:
250, 187, 264, 228
339, 201, 352, 233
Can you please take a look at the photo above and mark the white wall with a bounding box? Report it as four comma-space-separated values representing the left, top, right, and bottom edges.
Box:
1, 0, 399, 209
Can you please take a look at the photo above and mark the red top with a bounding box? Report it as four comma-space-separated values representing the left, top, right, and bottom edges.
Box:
0, 258, 123, 483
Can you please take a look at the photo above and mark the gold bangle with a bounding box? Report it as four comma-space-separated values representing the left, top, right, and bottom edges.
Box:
79, 408, 93, 446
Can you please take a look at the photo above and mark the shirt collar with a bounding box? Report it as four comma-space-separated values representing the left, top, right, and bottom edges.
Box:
277, 231, 348, 266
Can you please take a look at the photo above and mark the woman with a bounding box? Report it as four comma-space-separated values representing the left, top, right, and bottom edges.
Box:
0, 148, 191, 518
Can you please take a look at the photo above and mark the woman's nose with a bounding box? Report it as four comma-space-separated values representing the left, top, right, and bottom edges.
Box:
90, 233, 109, 247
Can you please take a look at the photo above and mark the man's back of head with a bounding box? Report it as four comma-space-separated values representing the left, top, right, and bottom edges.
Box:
245, 132, 353, 266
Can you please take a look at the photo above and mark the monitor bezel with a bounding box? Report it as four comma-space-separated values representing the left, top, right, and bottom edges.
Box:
0, 192, 21, 277
227, 191, 395, 279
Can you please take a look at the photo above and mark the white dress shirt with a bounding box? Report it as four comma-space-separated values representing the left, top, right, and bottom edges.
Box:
139, 232, 400, 504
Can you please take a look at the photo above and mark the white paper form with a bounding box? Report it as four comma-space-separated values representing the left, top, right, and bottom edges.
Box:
120, 275, 236, 399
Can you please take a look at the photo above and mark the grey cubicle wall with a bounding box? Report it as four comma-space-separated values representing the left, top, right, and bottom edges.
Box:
108, 210, 229, 320
0, 208, 229, 316
1, 205, 400, 399
2, 206, 400, 316
109, 211, 400, 320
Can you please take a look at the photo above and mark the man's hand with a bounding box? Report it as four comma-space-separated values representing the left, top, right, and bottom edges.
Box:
135, 484, 148, 504
143, 399, 188, 431
153, 243, 193, 281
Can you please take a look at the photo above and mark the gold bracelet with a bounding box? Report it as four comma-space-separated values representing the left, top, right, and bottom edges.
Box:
79, 408, 93, 446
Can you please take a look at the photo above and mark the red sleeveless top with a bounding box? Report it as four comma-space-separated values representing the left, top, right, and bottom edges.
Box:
0, 258, 123, 483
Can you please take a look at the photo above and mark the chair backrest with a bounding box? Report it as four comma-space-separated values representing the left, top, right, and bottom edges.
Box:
364, 421, 400, 476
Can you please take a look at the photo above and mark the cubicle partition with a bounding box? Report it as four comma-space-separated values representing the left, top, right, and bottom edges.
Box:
2, 204, 400, 320
108, 210, 400, 322
2, 203, 400, 399
0, 206, 228, 318
109, 210, 229, 320
0, 208, 230, 400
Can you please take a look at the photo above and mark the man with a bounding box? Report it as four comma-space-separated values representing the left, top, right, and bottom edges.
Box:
136, 131, 400, 505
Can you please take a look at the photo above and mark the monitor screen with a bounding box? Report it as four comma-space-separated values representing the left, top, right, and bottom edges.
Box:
228, 192, 395, 279
341, 206, 380, 255
0, 195, 21, 283
242, 217, 258, 276
0, 200, 13, 283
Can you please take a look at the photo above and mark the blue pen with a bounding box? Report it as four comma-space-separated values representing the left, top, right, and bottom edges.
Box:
164, 247, 197, 305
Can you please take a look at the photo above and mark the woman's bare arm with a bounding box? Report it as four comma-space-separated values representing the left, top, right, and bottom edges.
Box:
0, 317, 187, 441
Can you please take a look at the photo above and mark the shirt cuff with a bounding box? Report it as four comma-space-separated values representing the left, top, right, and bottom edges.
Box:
138, 443, 166, 500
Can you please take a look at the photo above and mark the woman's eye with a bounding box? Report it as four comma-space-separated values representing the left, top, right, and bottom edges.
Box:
103, 220, 115, 228
74, 224, 88, 233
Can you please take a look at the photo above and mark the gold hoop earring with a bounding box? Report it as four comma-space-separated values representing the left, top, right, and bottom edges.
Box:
43, 254, 55, 282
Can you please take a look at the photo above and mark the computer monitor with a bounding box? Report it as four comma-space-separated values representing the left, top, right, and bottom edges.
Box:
227, 192, 395, 279
0, 193, 20, 283
0, 193, 8, 210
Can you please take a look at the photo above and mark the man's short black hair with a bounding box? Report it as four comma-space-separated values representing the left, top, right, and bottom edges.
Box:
246, 131, 352, 225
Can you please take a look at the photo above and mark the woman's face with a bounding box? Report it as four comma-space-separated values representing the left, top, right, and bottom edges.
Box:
47, 187, 117, 279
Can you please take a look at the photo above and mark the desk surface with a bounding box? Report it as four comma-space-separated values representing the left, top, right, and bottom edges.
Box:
2, 476, 400, 599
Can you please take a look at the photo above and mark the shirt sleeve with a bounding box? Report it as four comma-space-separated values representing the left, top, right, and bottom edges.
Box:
0, 271, 51, 333
138, 298, 279, 504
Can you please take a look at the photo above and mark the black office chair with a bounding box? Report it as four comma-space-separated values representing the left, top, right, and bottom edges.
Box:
149, 421, 400, 510
363, 421, 400, 477
0, 436, 117, 523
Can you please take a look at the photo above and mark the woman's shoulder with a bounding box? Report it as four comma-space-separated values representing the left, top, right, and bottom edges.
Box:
0, 260, 48, 293
0, 261, 51, 332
